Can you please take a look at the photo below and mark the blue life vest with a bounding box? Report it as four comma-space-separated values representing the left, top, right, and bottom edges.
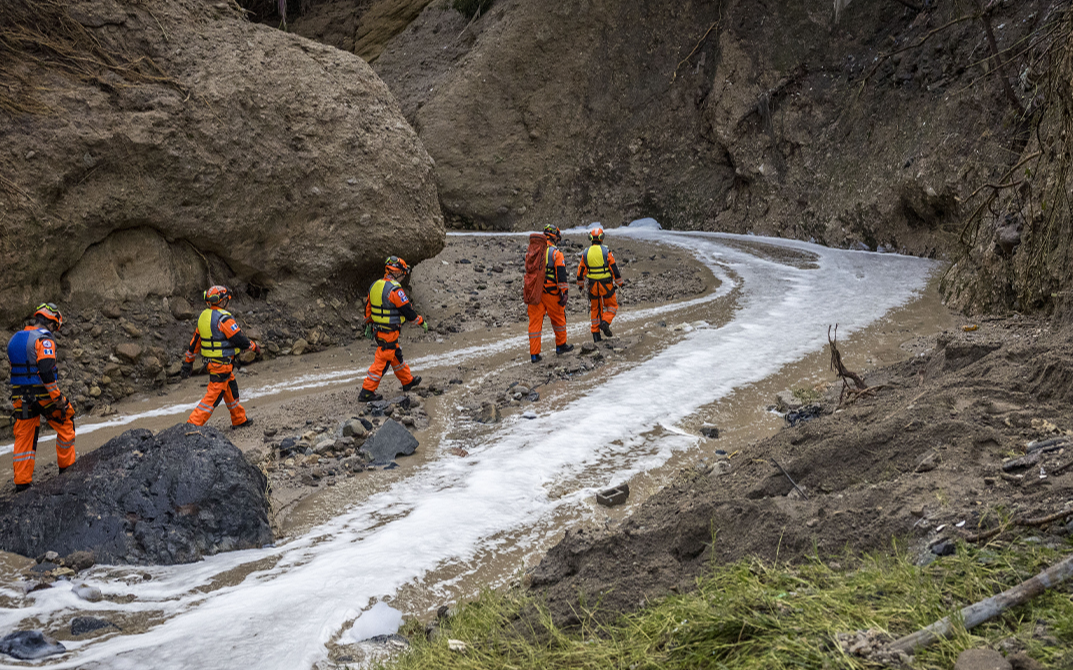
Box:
7, 328, 49, 394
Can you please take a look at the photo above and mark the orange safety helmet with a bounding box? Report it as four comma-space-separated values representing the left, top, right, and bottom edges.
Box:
33, 302, 63, 333
203, 285, 232, 306
385, 256, 410, 277
588, 227, 605, 243
543, 224, 561, 243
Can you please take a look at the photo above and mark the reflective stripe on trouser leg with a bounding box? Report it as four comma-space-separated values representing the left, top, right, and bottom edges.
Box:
223, 378, 248, 427
364, 344, 412, 390
543, 293, 568, 346
601, 294, 619, 326
188, 372, 246, 426
389, 346, 413, 386
526, 302, 548, 355
12, 417, 40, 486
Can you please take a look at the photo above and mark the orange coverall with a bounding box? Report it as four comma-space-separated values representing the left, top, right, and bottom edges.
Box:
184, 307, 253, 427
8, 326, 76, 485
363, 277, 424, 393
528, 242, 570, 355
576, 243, 624, 334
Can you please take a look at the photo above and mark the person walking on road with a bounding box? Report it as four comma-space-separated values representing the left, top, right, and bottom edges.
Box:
6, 303, 76, 492
181, 286, 259, 428
576, 226, 624, 342
359, 256, 428, 402
525, 224, 574, 363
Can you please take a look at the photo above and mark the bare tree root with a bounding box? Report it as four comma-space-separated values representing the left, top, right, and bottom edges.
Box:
828, 324, 884, 406
0, 0, 184, 116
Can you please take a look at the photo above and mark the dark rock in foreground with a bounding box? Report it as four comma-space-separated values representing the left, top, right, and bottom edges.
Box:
0, 424, 272, 565
0, 630, 65, 660
360, 419, 418, 465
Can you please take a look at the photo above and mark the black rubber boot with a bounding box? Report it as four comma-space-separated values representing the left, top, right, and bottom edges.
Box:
599, 321, 613, 338
15, 483, 31, 493
556, 343, 574, 355
232, 418, 255, 430
531, 354, 542, 364
402, 376, 422, 392
592, 332, 602, 343
358, 389, 383, 402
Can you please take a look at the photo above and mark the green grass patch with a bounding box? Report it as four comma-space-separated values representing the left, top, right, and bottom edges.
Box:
792, 387, 823, 404
382, 541, 1073, 670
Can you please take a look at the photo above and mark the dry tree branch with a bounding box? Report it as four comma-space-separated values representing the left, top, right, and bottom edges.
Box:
969, 0, 1026, 116
888, 552, 1073, 655
828, 324, 867, 390
962, 507, 1073, 543
671, 20, 720, 82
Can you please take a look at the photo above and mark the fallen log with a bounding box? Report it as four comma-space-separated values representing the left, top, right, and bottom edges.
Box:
888, 552, 1073, 655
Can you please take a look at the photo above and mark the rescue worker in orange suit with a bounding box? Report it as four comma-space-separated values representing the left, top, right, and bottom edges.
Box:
6, 303, 76, 492
528, 224, 574, 363
576, 226, 624, 343
359, 256, 428, 402
180, 286, 259, 428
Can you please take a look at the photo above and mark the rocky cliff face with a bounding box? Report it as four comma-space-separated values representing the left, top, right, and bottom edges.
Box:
295, 0, 1068, 317
368, 0, 1041, 250
0, 0, 444, 326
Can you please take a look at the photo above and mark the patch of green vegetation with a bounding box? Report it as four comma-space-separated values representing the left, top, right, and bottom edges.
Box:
791, 387, 822, 404
452, 0, 493, 19
382, 541, 1073, 670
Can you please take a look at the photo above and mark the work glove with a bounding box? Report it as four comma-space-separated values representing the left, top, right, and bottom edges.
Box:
422, 321, 429, 333
558, 292, 568, 307
616, 278, 625, 287
363, 323, 373, 340
180, 362, 193, 379
250, 341, 262, 355
52, 395, 71, 420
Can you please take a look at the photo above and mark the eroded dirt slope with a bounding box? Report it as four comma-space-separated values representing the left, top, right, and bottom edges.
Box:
531, 316, 1073, 625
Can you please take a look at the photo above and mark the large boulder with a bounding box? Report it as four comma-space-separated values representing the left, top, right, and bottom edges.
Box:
0, 424, 272, 565
0, 0, 444, 325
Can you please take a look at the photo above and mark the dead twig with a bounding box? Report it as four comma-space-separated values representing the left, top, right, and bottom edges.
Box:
969, 0, 1026, 116
771, 458, 808, 500
963, 506, 1073, 543
962, 525, 1006, 543
828, 324, 866, 390
671, 20, 719, 82
840, 385, 887, 406
1052, 459, 1073, 476
1021, 509, 1073, 527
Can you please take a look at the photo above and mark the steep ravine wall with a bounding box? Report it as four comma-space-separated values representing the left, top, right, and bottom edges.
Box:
292, 0, 1072, 320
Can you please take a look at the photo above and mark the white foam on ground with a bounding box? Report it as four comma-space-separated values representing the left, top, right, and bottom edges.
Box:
0, 231, 938, 669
